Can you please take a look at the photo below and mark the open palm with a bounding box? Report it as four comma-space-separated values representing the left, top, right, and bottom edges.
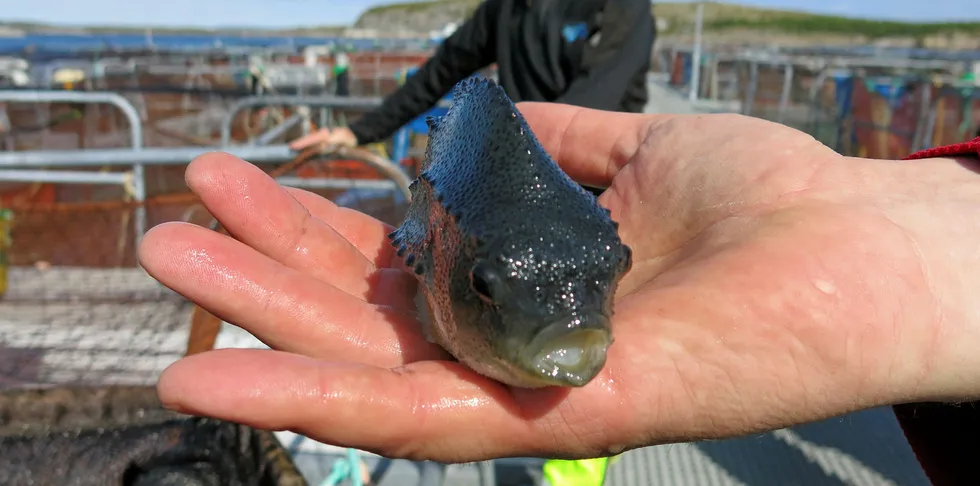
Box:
140, 103, 942, 462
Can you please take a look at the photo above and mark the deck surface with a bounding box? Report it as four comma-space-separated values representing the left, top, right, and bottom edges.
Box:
0, 266, 192, 388
0, 261, 932, 486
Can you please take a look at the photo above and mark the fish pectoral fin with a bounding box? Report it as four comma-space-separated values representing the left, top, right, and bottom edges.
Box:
387, 180, 432, 276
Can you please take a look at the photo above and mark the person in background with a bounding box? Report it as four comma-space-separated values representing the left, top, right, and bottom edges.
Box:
290, 0, 657, 154
333, 49, 351, 97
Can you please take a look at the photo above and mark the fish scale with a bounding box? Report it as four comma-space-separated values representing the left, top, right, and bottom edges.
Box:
388, 76, 632, 388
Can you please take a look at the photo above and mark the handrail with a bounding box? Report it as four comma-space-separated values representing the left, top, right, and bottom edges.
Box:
219, 95, 383, 146
0, 89, 147, 245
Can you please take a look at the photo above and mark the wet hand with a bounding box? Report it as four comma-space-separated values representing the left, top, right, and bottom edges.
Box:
289, 126, 358, 152
138, 104, 980, 463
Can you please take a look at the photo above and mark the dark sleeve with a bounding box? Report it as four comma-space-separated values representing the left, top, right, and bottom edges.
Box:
347, 0, 501, 145
553, 0, 654, 111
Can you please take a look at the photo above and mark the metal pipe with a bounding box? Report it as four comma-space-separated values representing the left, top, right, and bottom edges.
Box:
0, 145, 414, 200
0, 89, 147, 247
0, 145, 296, 167
274, 176, 398, 191
0, 169, 129, 184
689, 2, 704, 102
0, 90, 143, 148
254, 113, 304, 145
805, 66, 831, 136
416, 461, 446, 486
220, 95, 383, 145
743, 62, 759, 117
776, 63, 795, 124
912, 84, 934, 152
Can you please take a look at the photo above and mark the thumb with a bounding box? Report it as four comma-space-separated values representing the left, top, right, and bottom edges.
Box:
515, 102, 672, 188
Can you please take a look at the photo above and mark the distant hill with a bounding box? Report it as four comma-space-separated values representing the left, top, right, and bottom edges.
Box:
0, 21, 348, 37
354, 1, 980, 50
7, 1, 980, 51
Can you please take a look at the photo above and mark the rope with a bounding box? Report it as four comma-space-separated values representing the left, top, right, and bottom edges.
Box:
320, 448, 365, 486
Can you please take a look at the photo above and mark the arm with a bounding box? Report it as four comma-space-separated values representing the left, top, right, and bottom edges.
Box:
347, 0, 501, 145
891, 136, 980, 485
554, 0, 655, 110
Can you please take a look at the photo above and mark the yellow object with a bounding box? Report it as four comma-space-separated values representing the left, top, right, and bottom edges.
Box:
542, 457, 611, 486
0, 209, 11, 297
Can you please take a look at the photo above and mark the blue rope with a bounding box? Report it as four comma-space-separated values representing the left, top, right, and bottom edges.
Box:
320, 448, 364, 486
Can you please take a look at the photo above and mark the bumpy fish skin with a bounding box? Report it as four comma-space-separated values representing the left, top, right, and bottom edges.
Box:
388, 77, 632, 388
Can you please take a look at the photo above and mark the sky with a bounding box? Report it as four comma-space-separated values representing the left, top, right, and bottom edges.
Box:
7, 0, 978, 29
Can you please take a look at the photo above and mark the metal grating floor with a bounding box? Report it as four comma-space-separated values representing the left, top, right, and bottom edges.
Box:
604, 411, 930, 486
0, 266, 193, 388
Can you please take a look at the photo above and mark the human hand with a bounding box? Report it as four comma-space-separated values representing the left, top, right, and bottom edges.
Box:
138, 104, 980, 462
289, 126, 358, 152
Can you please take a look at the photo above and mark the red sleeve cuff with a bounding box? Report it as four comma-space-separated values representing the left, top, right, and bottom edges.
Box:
903, 136, 980, 160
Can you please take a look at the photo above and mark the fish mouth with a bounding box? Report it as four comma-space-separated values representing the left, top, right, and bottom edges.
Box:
522, 314, 612, 387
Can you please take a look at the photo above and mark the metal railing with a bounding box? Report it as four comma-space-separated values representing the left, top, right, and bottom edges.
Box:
0, 90, 148, 244
218, 94, 384, 145
662, 49, 978, 156
0, 90, 413, 253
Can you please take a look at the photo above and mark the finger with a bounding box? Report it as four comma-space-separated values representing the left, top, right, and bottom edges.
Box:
289, 129, 328, 150
138, 222, 448, 365
515, 102, 674, 188
284, 186, 400, 268
186, 152, 411, 300
158, 348, 578, 462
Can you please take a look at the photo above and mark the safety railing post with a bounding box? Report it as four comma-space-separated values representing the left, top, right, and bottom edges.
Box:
743, 61, 759, 117
0, 90, 147, 255
777, 63, 794, 124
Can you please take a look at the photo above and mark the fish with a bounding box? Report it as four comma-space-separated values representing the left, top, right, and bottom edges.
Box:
387, 76, 632, 388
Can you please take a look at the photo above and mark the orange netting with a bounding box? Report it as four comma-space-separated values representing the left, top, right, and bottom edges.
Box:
0, 147, 410, 389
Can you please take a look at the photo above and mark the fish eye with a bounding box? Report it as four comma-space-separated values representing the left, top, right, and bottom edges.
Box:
470, 262, 501, 302
618, 244, 633, 273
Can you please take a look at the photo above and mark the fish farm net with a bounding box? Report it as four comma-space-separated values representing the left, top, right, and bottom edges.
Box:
0, 155, 411, 391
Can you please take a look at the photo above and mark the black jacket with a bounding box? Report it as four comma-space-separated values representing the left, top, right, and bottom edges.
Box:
349, 0, 656, 145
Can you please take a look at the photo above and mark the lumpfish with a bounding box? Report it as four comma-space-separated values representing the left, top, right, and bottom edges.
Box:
387, 77, 632, 388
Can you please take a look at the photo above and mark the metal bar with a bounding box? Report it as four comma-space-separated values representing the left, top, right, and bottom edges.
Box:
0, 145, 297, 167
220, 95, 383, 145
0, 90, 143, 148
689, 2, 704, 102
0, 145, 413, 200
743, 62, 759, 117
254, 113, 304, 145
805, 67, 831, 136
0, 89, 147, 249
274, 176, 398, 191
777, 63, 795, 124
912, 84, 934, 152
0, 169, 128, 184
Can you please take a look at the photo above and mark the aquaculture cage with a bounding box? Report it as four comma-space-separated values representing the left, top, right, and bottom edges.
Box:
0, 50, 430, 485
0, 159, 413, 486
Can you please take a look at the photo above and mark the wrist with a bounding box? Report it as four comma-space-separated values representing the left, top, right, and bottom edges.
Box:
852, 155, 980, 403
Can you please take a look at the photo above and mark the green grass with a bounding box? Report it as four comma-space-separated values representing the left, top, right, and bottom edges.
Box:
705, 15, 980, 39
362, 0, 481, 15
